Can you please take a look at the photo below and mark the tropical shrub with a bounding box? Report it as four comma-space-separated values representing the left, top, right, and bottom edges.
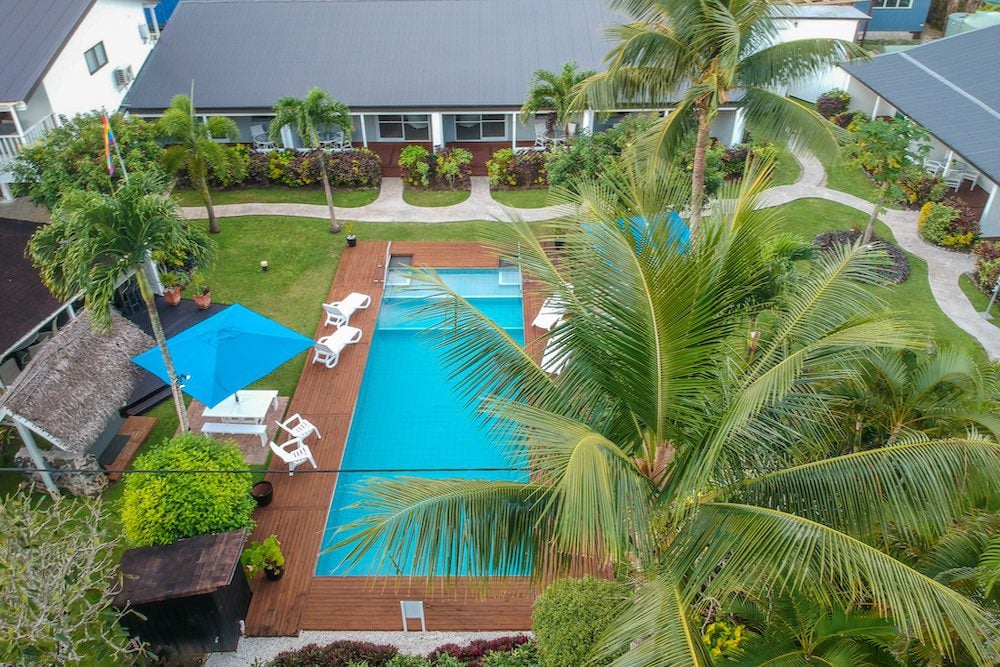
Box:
918, 199, 978, 248
816, 89, 852, 118
900, 172, 947, 207
399, 145, 431, 187
221, 148, 381, 189
720, 142, 778, 180
435, 147, 473, 188
487, 149, 548, 188
0, 494, 144, 665
121, 433, 254, 547
831, 110, 866, 129
12, 111, 164, 209
813, 230, 910, 284
674, 138, 726, 195
973, 240, 1000, 292
430, 636, 533, 667
532, 578, 628, 667
845, 117, 930, 186
270, 640, 398, 667
545, 113, 658, 186
481, 642, 540, 667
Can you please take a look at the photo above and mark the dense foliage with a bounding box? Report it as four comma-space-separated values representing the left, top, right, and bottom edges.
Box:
121, 433, 254, 546
430, 636, 534, 667
486, 148, 549, 188
813, 230, 910, 284
398, 145, 472, 189
520, 62, 595, 137
267, 638, 537, 667
531, 578, 628, 667
973, 239, 1000, 292
816, 89, 852, 119
12, 111, 163, 209
844, 117, 946, 207
918, 198, 980, 249
270, 640, 398, 666
0, 494, 142, 665
544, 114, 657, 187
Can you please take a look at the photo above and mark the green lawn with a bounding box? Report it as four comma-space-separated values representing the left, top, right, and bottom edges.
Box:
959, 274, 1000, 325
173, 187, 379, 208
771, 147, 801, 187
402, 189, 471, 207
774, 199, 985, 358
491, 188, 552, 209
824, 160, 881, 201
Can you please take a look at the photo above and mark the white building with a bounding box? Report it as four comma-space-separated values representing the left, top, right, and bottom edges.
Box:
0, 0, 161, 200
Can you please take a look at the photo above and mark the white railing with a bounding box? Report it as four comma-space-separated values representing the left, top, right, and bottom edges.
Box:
0, 113, 58, 166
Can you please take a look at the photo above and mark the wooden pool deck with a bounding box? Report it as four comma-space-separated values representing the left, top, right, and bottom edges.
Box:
244, 241, 546, 636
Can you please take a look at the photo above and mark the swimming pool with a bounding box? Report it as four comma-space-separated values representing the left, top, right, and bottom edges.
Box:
316, 268, 528, 576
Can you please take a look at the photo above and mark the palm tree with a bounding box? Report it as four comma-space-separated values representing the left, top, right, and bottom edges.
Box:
838, 348, 1000, 450
269, 88, 352, 233
333, 161, 999, 665
158, 92, 240, 234
520, 62, 596, 140
27, 172, 215, 433
578, 0, 865, 232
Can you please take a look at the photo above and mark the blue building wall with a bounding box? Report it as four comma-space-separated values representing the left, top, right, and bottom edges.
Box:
151, 0, 181, 26
854, 0, 932, 33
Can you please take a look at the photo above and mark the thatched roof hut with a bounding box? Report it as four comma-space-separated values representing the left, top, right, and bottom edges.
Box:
0, 309, 154, 453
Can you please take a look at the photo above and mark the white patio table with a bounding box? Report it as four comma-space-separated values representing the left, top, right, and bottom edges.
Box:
202, 389, 278, 425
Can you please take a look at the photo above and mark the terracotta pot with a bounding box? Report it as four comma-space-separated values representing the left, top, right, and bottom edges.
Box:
193, 290, 212, 310
163, 286, 182, 306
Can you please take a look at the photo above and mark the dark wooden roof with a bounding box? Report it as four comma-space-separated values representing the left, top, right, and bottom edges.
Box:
114, 529, 248, 606
0, 217, 63, 355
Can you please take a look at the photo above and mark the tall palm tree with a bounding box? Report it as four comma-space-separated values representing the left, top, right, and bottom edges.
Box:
27, 172, 215, 433
333, 162, 1000, 665
578, 0, 865, 232
269, 88, 352, 233
520, 62, 596, 140
158, 92, 240, 234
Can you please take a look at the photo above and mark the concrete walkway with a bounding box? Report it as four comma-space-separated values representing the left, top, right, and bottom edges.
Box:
178, 153, 999, 359
181, 176, 572, 223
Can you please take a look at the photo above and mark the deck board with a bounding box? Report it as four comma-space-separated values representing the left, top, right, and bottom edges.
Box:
244, 241, 542, 636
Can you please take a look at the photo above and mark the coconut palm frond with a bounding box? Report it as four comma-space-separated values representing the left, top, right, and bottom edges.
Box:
674, 503, 997, 663
741, 88, 846, 164
740, 38, 867, 89
725, 437, 1000, 540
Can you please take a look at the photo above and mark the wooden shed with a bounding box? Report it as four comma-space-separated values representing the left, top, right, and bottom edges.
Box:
114, 530, 251, 659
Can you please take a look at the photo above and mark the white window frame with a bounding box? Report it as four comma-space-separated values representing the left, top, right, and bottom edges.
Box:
872, 0, 913, 8
377, 114, 430, 142
453, 114, 508, 141
84, 41, 108, 75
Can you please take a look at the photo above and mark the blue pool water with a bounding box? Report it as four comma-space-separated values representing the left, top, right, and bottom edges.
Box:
316, 268, 527, 576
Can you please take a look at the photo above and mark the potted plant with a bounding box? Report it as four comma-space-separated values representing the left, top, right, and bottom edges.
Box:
189, 271, 212, 310
240, 534, 285, 581
251, 480, 273, 507
345, 221, 357, 248
159, 272, 185, 306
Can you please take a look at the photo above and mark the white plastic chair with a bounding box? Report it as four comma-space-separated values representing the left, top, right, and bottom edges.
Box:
251, 124, 275, 150
533, 121, 550, 148
269, 437, 317, 476
277, 413, 321, 442
400, 600, 426, 632
323, 292, 372, 327
531, 296, 566, 331
312, 325, 363, 368
541, 335, 570, 375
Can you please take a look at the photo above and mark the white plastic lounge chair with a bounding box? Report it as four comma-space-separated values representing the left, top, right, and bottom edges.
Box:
400, 600, 427, 632
540, 336, 570, 375
251, 124, 276, 150
312, 325, 363, 368
277, 413, 321, 442
323, 292, 372, 327
531, 296, 566, 331
269, 437, 317, 476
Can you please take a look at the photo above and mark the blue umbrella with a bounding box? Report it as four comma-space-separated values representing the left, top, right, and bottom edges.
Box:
132, 304, 313, 408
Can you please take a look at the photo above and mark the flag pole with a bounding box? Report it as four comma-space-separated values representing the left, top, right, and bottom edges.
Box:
114, 139, 129, 184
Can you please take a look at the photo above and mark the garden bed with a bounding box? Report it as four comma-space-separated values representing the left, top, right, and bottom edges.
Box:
173, 186, 379, 208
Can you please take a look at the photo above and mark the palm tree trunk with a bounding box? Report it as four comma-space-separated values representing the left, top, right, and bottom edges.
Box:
200, 177, 220, 234
318, 151, 340, 233
690, 105, 712, 235
136, 271, 190, 432
861, 205, 878, 244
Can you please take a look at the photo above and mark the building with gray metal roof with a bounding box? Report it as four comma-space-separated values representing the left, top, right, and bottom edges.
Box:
841, 25, 1000, 236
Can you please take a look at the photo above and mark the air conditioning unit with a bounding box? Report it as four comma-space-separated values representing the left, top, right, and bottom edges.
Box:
113, 65, 135, 89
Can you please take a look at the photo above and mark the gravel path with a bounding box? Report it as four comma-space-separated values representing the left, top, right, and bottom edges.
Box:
206, 631, 532, 666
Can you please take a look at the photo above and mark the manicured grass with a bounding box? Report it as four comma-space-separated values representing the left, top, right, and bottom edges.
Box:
491, 188, 552, 209
959, 274, 1000, 326
824, 160, 881, 202
173, 187, 379, 208
770, 147, 801, 187
402, 189, 471, 207
774, 199, 985, 358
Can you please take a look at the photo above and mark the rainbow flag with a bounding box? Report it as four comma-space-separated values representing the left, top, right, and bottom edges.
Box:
102, 114, 115, 176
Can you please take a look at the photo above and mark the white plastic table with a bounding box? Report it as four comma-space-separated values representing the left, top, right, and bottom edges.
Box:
202, 390, 278, 424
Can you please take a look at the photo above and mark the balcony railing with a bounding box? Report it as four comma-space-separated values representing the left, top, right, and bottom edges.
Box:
0, 113, 59, 168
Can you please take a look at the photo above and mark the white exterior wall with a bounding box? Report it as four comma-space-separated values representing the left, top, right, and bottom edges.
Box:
39, 0, 154, 118
773, 18, 862, 102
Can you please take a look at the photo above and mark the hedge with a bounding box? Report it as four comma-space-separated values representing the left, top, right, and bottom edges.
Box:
918, 198, 979, 249
270, 640, 398, 666
199, 145, 382, 190
486, 148, 549, 188
120, 434, 254, 547
398, 145, 472, 189
430, 636, 534, 667
532, 577, 629, 667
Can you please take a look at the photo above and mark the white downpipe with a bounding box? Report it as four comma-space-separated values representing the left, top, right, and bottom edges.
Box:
359, 113, 368, 148
871, 95, 882, 120
511, 112, 517, 149
730, 108, 747, 146
430, 112, 444, 150
981, 181, 998, 228
582, 110, 595, 135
